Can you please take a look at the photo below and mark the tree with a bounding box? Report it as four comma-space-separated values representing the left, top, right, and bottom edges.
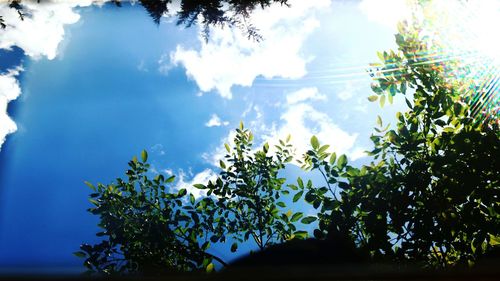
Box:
300, 14, 499, 268
192, 122, 312, 253
75, 151, 224, 275
0, 0, 290, 40
77, 123, 313, 275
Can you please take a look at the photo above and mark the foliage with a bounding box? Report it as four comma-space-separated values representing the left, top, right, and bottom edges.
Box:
193, 122, 311, 253
77, 123, 314, 274
75, 151, 222, 275
0, 0, 290, 40
301, 17, 499, 268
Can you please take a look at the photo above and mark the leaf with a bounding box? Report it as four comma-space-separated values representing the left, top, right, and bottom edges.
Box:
189, 194, 195, 205
239, 121, 244, 130
286, 134, 291, 143
224, 143, 231, 153
73, 251, 86, 258
301, 216, 317, 224
141, 150, 148, 162
231, 243, 238, 252
277, 201, 286, 208
193, 184, 206, 189
206, 263, 215, 273
263, 142, 269, 153
318, 145, 330, 154
219, 160, 226, 169
293, 231, 308, 239
178, 188, 187, 197
84, 181, 95, 191
291, 212, 303, 222
165, 175, 175, 183
337, 154, 347, 170
379, 95, 386, 107
376, 115, 382, 127
368, 95, 378, 102
297, 177, 304, 189
310, 135, 320, 150
329, 152, 337, 165
293, 191, 304, 203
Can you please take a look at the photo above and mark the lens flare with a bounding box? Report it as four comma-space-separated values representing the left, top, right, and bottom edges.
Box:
418, 0, 500, 125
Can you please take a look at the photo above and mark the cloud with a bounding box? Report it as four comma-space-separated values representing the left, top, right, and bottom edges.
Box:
0, 66, 23, 149
174, 168, 217, 199
0, 1, 101, 60
286, 87, 326, 105
169, 0, 330, 98
203, 87, 359, 166
0, 1, 103, 149
205, 114, 229, 127
358, 0, 411, 31
264, 102, 358, 159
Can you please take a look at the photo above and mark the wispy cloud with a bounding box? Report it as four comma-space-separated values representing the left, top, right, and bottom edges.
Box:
286, 87, 326, 105
174, 168, 217, 199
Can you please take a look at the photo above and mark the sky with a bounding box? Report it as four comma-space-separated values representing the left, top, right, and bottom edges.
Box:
0, 0, 412, 273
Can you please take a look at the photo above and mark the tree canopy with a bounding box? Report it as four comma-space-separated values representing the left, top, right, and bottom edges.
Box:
0, 0, 290, 40
74, 1, 499, 276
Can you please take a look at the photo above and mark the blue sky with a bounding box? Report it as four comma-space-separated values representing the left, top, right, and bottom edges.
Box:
0, 0, 412, 273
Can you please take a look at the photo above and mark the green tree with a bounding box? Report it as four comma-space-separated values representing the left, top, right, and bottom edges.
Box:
193, 122, 312, 253
75, 151, 224, 275
77, 123, 313, 275
300, 16, 499, 268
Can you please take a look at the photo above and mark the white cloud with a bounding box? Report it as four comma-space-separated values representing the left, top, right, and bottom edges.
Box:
204, 87, 359, 167
0, 1, 104, 149
264, 102, 357, 159
286, 87, 326, 104
0, 1, 102, 60
205, 114, 229, 127
174, 168, 217, 199
169, 0, 330, 98
0, 66, 23, 149
137, 59, 148, 72
358, 0, 411, 31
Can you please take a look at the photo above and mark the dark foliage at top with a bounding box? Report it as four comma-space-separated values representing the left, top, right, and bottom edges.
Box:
0, 0, 290, 40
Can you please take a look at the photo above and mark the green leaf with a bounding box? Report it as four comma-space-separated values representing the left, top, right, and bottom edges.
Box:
368, 95, 378, 102
277, 201, 286, 208
310, 136, 320, 150
318, 144, 330, 154
219, 160, 226, 169
239, 121, 244, 130
224, 143, 231, 153
301, 216, 317, 224
293, 231, 308, 239
165, 175, 175, 183
84, 181, 95, 191
337, 154, 347, 170
379, 95, 386, 107
297, 177, 304, 189
231, 243, 238, 253
291, 212, 303, 222
193, 184, 206, 189
376, 115, 382, 127
73, 251, 86, 258
263, 142, 269, 153
329, 152, 337, 165
293, 191, 304, 203
189, 194, 195, 205
178, 188, 187, 197
206, 263, 215, 273
141, 150, 148, 162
